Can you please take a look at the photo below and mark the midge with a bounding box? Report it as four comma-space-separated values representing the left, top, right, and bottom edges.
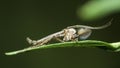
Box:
27, 19, 113, 46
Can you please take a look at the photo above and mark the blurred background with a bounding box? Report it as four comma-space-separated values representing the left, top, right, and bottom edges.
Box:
1, 0, 120, 68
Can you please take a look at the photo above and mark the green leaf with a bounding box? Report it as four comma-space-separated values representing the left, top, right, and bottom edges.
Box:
5, 40, 120, 56
78, 0, 120, 21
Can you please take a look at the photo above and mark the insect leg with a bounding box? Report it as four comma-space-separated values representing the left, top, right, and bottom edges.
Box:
54, 37, 64, 42
26, 37, 37, 45
26, 37, 52, 46
38, 38, 52, 45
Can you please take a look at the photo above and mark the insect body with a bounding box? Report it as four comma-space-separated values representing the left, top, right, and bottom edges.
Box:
27, 19, 112, 46
27, 28, 76, 46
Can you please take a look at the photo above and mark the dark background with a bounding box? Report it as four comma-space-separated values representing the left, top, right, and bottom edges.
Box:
1, 0, 120, 68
